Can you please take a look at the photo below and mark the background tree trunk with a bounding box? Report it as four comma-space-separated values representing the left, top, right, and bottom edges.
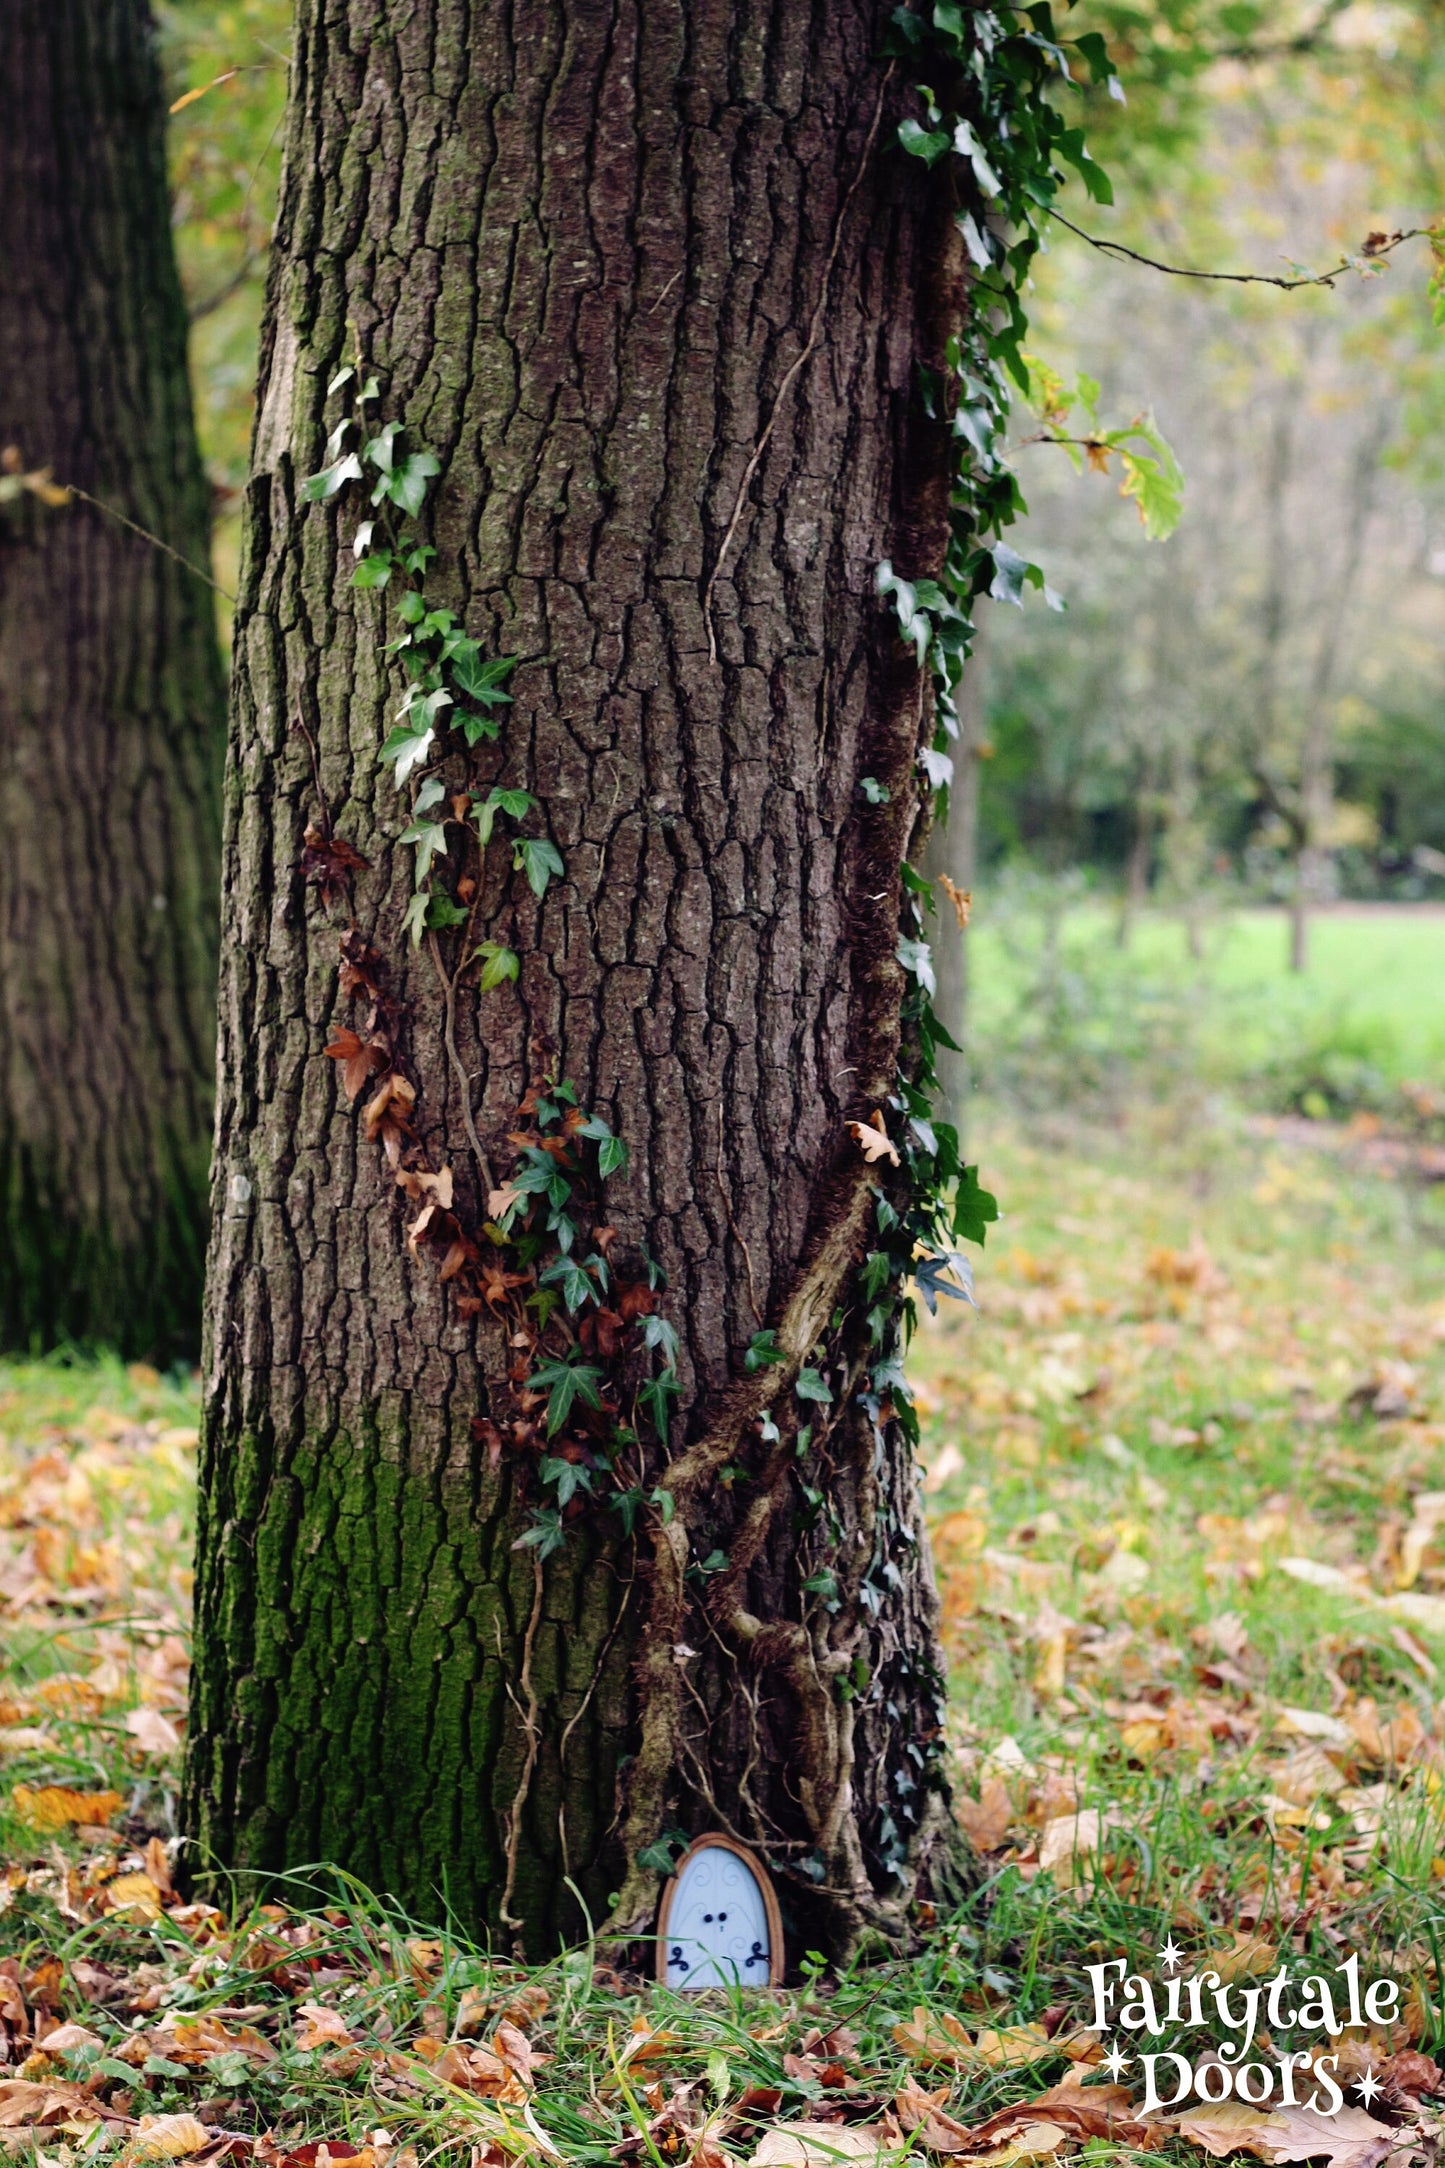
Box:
0, 0, 224, 1360
186, 0, 962, 1961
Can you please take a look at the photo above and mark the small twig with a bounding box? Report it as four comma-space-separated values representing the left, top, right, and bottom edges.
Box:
289, 713, 330, 837
189, 250, 261, 324
1049, 209, 1431, 292
427, 929, 494, 1193
715, 1101, 764, 1326
701, 64, 894, 664
52, 482, 236, 600
499, 1551, 546, 1934
648, 268, 683, 315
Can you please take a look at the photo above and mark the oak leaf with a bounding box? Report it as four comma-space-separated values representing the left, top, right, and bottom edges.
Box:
11, 1785, 122, 1831
493, 2019, 544, 2084
938, 874, 972, 929
1167, 2101, 1394, 2168
957, 1777, 1012, 1853
125, 1707, 181, 1757
160, 2015, 275, 2065
849, 1112, 900, 1167
38, 2023, 103, 2053
892, 2009, 974, 2067
751, 2126, 900, 2168
104, 1873, 163, 1922
972, 2024, 1059, 2069
0, 2077, 126, 2129
121, 2113, 212, 2163
1202, 1930, 1277, 1982
295, 2003, 354, 2051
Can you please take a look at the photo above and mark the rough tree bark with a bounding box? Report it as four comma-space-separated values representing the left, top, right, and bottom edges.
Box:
0, 0, 225, 1359
185, 0, 965, 1960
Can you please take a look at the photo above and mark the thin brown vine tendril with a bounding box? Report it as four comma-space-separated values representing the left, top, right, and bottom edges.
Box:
54, 482, 236, 600
427, 927, 495, 1194
1050, 208, 1431, 291
701, 62, 895, 666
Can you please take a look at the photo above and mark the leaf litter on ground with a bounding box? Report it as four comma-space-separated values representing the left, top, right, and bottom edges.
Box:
4, 1111, 1445, 2163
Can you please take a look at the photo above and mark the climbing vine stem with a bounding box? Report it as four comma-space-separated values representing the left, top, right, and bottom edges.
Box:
861, 6, 1127, 1429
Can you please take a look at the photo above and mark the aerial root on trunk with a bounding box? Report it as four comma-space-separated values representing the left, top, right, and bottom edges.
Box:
499, 1550, 546, 1939
611, 1160, 940, 1954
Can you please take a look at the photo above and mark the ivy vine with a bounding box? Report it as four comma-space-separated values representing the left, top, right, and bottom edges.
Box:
830, 4, 1149, 1870
301, 360, 679, 1558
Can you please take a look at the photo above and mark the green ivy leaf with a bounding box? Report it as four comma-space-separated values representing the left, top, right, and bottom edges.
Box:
744, 1329, 786, 1373
426, 894, 468, 930
363, 420, 400, 474
301, 451, 363, 502
381, 725, 434, 786
452, 650, 518, 704
525, 1354, 605, 1436
896, 935, 937, 997
638, 1369, 681, 1444
385, 449, 442, 518
953, 1163, 1000, 1246
635, 1828, 689, 1874
795, 1367, 832, 1406
513, 1508, 567, 1559
476, 940, 520, 991
540, 1255, 601, 1313
538, 1453, 595, 1507
898, 117, 949, 165
399, 818, 448, 884
352, 549, 393, 590
401, 892, 430, 948
597, 1134, 629, 1178
473, 785, 538, 847
643, 1314, 678, 1365
516, 836, 564, 899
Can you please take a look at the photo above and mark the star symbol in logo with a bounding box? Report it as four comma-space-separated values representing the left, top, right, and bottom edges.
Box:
1102, 2041, 1131, 2081
1158, 1935, 1183, 1973
1355, 2067, 1382, 2108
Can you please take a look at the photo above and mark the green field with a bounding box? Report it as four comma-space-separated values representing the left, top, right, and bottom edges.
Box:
964, 898, 1445, 1109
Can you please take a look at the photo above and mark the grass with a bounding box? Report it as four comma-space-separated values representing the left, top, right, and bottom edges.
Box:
914, 1099, 1445, 1983
966, 896, 1445, 1101
3, 1064, 1445, 2155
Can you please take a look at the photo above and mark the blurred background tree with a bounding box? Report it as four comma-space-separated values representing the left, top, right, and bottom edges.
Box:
977, 0, 1445, 943
0, 0, 232, 1362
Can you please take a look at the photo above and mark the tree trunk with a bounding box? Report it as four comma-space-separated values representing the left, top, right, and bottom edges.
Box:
184, 0, 964, 1962
0, 0, 225, 1360
1287, 414, 1387, 977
